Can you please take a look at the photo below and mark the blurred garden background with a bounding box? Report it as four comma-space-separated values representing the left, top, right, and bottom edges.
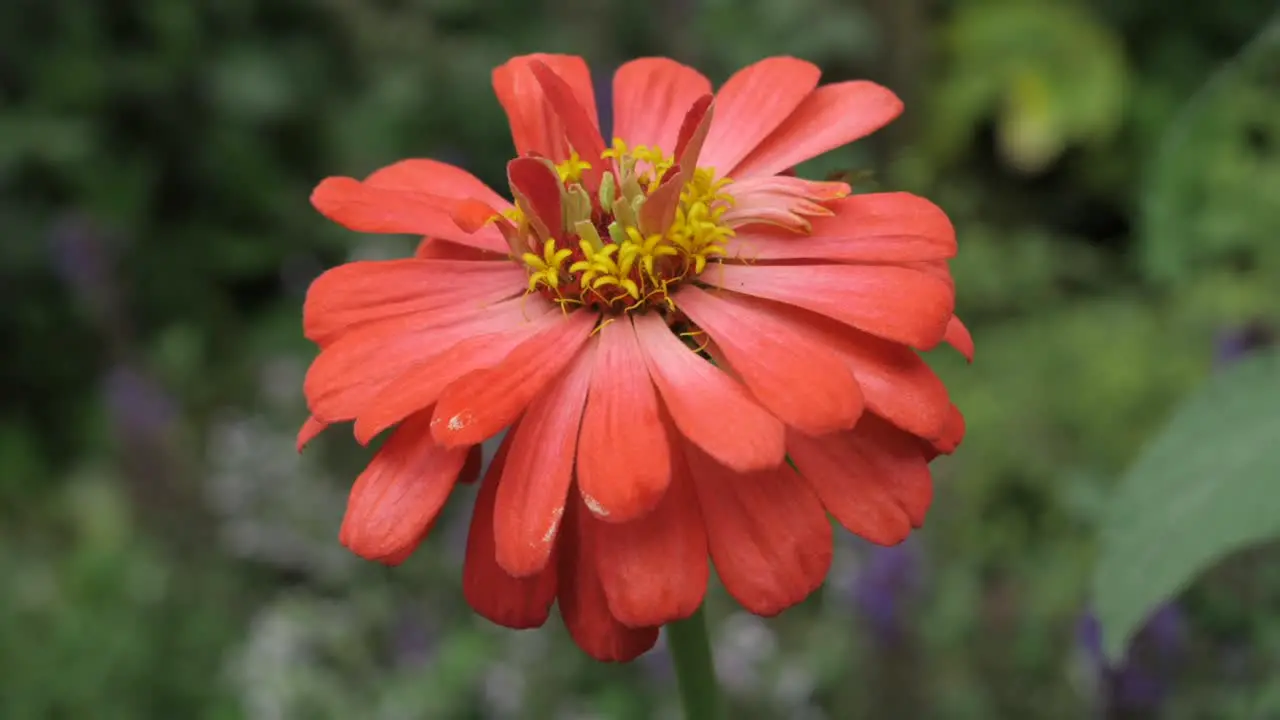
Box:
3, 0, 1280, 717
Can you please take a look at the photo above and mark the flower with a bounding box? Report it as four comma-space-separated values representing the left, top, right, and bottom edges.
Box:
1077, 605, 1185, 715
299, 53, 971, 661
851, 539, 924, 646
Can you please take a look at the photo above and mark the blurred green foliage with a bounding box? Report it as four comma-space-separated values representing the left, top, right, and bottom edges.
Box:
2, 0, 1279, 717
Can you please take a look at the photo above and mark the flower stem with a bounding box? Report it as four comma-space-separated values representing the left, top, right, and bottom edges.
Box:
667, 604, 722, 719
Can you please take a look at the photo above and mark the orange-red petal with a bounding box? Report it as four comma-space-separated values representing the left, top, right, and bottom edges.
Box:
702, 264, 954, 350
492, 54, 597, 161
296, 415, 328, 452
683, 441, 832, 615
303, 258, 526, 346
593, 448, 708, 627
674, 286, 863, 435
414, 237, 504, 261
632, 312, 785, 472
493, 341, 595, 577
352, 308, 562, 444
944, 315, 975, 363
576, 317, 671, 523
721, 175, 849, 232
925, 403, 967, 460
722, 297, 951, 439
787, 415, 933, 545
507, 156, 564, 240
731, 80, 903, 178
431, 309, 597, 447
612, 58, 712, 152
699, 57, 821, 176
363, 158, 512, 210
310, 177, 507, 253
637, 169, 684, 237
558, 496, 661, 661
463, 433, 559, 629
305, 294, 552, 423
728, 193, 956, 263
529, 61, 607, 190
378, 518, 437, 567
674, 95, 715, 175
338, 411, 470, 564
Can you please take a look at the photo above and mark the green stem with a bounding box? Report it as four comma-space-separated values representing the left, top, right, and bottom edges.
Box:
666, 604, 722, 719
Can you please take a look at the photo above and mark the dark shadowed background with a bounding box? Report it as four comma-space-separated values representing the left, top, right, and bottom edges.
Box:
3, 0, 1279, 718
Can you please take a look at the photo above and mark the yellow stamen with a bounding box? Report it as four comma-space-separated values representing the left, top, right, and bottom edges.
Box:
522, 238, 573, 292
555, 152, 592, 184
516, 138, 739, 312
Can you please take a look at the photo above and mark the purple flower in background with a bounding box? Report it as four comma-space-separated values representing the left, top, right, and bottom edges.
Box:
103, 364, 178, 443
1213, 322, 1273, 367
851, 539, 923, 645
390, 606, 437, 669
1077, 605, 1186, 715
48, 211, 132, 352
640, 631, 674, 685
49, 213, 112, 305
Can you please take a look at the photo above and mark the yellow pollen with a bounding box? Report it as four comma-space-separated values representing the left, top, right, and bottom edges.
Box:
511, 138, 737, 313
555, 151, 592, 184
521, 238, 574, 292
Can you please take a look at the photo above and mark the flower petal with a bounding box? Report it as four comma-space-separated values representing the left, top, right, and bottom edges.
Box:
528, 61, 608, 191
674, 95, 715, 174
612, 58, 713, 152
577, 317, 671, 522
699, 57, 821, 176
379, 520, 436, 567
493, 54, 598, 161
632, 312, 785, 472
296, 415, 328, 452
787, 415, 933, 545
305, 294, 552, 423
728, 193, 957, 263
558, 496, 661, 661
415, 237, 505, 261
731, 81, 903, 178
303, 258, 526, 346
352, 308, 562, 444
683, 441, 832, 615
339, 411, 470, 564
674, 286, 863, 435
432, 309, 597, 447
925, 403, 967, 460
310, 177, 507, 253
507, 156, 564, 240
593, 449, 708, 627
364, 158, 513, 210
493, 341, 595, 577
702, 264, 954, 349
711, 296, 951, 439
944, 315, 975, 363
463, 432, 559, 629
721, 175, 849, 232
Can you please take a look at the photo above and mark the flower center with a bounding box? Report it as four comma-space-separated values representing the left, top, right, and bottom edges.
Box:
511, 138, 736, 314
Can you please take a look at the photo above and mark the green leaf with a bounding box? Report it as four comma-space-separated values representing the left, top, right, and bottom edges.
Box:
1092, 347, 1280, 661
1141, 12, 1280, 282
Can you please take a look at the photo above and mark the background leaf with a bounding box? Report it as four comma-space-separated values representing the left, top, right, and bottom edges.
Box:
1141, 13, 1280, 283
1092, 347, 1280, 662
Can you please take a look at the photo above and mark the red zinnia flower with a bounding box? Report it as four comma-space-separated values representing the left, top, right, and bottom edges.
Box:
300, 54, 971, 661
